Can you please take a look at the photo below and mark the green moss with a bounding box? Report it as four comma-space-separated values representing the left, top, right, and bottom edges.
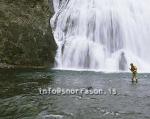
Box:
0, 0, 56, 67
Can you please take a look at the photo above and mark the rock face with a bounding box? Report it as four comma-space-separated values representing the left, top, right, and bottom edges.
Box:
0, 0, 56, 68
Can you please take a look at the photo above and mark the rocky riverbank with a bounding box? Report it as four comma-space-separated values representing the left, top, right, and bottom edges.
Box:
0, 0, 56, 68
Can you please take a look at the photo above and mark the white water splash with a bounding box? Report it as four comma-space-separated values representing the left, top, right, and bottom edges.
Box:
50, 0, 150, 72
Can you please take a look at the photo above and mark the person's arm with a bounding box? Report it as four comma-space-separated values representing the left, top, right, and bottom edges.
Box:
129, 68, 132, 71
129, 68, 134, 73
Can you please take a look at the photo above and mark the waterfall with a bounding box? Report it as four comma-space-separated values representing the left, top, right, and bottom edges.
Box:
50, 0, 150, 72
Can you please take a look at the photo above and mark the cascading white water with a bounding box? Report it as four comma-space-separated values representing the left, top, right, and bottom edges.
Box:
50, 0, 150, 72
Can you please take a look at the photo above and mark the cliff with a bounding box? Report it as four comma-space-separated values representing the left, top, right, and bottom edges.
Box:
0, 0, 56, 68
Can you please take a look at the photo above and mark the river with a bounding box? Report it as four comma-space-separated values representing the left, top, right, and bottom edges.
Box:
0, 69, 150, 119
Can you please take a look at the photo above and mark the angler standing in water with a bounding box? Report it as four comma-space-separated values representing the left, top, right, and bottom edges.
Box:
130, 63, 138, 82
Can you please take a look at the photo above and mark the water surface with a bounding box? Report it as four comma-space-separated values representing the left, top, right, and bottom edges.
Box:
0, 69, 150, 119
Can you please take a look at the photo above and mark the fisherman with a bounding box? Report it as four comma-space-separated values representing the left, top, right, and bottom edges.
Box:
130, 63, 138, 82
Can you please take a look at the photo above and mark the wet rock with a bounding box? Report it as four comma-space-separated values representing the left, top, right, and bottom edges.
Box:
0, 63, 14, 68
86, 86, 93, 90
0, 0, 56, 68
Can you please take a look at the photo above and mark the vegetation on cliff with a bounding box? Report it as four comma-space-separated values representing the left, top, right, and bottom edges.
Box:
0, 0, 56, 68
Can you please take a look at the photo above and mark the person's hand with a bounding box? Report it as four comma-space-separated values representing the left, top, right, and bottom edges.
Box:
132, 70, 136, 73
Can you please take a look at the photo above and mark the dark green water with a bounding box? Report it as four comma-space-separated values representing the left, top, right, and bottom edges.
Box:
0, 69, 150, 119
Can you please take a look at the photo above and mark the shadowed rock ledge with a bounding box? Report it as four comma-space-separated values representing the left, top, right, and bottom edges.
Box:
0, 0, 56, 68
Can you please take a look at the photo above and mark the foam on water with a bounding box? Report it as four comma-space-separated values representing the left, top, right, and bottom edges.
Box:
51, 0, 150, 72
